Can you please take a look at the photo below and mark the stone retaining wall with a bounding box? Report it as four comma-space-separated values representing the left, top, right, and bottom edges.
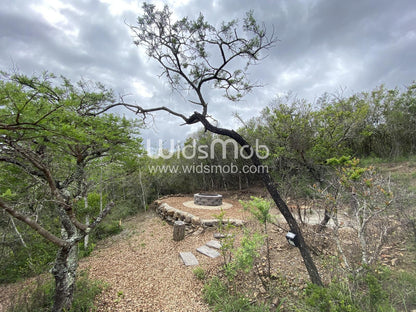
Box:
155, 201, 244, 227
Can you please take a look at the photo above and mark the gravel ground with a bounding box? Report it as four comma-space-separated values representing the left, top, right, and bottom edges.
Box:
82, 197, 251, 311
80, 211, 223, 312
0, 194, 362, 311
0, 197, 249, 312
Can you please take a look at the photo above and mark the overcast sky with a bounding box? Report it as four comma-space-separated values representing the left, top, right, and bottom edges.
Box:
1, 0, 415, 147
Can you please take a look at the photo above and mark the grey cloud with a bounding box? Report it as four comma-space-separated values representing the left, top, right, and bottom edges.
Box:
0, 0, 415, 143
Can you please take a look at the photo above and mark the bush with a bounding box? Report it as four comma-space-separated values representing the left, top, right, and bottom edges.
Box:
7, 271, 105, 312
305, 282, 359, 312
304, 268, 410, 312
93, 219, 123, 240
193, 267, 206, 280
203, 276, 270, 312
0, 235, 56, 284
379, 268, 416, 311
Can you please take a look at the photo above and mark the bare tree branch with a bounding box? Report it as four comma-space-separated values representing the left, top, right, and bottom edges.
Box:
1, 199, 68, 248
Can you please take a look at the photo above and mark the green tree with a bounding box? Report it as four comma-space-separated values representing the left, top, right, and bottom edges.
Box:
0, 72, 143, 311
241, 197, 274, 282
124, 3, 322, 285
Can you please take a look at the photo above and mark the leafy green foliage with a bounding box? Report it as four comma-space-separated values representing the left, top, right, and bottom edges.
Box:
0, 231, 56, 283
0, 71, 144, 312
192, 267, 206, 280
241, 196, 274, 225
305, 282, 359, 312
7, 271, 105, 312
213, 209, 236, 269
230, 231, 264, 274
203, 276, 271, 312
303, 267, 415, 312
241, 196, 274, 280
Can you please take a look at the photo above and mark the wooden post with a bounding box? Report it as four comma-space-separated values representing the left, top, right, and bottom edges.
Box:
173, 220, 185, 241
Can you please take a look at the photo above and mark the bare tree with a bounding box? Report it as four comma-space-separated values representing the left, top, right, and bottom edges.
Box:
122, 3, 322, 285
316, 157, 396, 273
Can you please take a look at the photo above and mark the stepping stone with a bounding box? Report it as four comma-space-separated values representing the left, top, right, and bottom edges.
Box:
179, 252, 199, 266
196, 245, 220, 258
206, 240, 222, 250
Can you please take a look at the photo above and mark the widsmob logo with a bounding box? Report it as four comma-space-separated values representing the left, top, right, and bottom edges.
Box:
146, 138, 269, 160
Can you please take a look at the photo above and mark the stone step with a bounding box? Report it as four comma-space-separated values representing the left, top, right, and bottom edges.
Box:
179, 252, 199, 266
196, 245, 221, 258
205, 240, 222, 250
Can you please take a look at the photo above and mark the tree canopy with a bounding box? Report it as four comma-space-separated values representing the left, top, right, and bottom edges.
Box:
129, 3, 275, 119
0, 71, 143, 311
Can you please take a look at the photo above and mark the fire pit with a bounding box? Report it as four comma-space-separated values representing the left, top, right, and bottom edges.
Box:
194, 193, 223, 206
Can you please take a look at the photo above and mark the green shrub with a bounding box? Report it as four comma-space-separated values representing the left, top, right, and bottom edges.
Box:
0, 235, 56, 284
304, 268, 409, 312
203, 276, 270, 312
377, 268, 416, 311
203, 276, 228, 306
7, 271, 105, 312
304, 282, 359, 312
193, 267, 206, 280
78, 241, 96, 258
93, 219, 122, 240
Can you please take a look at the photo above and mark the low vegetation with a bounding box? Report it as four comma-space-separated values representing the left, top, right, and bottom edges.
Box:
7, 271, 105, 312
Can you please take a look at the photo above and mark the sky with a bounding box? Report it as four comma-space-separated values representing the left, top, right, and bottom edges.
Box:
1, 0, 415, 147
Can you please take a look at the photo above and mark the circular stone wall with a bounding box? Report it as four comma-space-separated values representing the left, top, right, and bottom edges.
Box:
194, 193, 223, 206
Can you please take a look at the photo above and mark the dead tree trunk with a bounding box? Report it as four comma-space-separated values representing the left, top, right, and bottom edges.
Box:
173, 221, 186, 241
192, 112, 323, 286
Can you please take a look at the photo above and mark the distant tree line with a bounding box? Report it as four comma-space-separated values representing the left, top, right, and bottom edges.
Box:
138, 82, 416, 195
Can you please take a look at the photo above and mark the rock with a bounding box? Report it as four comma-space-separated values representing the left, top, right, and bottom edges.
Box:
166, 207, 175, 216
213, 233, 226, 239
191, 216, 201, 226
193, 227, 204, 236
231, 219, 244, 226
202, 219, 219, 227
196, 245, 220, 258
179, 252, 199, 266
184, 213, 192, 223
213, 233, 233, 239
206, 240, 222, 250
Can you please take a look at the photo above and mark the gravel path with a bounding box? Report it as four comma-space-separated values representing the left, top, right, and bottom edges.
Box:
80, 210, 224, 312
0, 197, 248, 312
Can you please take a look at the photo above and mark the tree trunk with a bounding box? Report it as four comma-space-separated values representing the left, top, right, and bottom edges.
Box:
259, 168, 323, 286
51, 243, 78, 312
84, 215, 89, 250
173, 221, 186, 241
84, 196, 89, 250
318, 208, 331, 232
193, 112, 323, 286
